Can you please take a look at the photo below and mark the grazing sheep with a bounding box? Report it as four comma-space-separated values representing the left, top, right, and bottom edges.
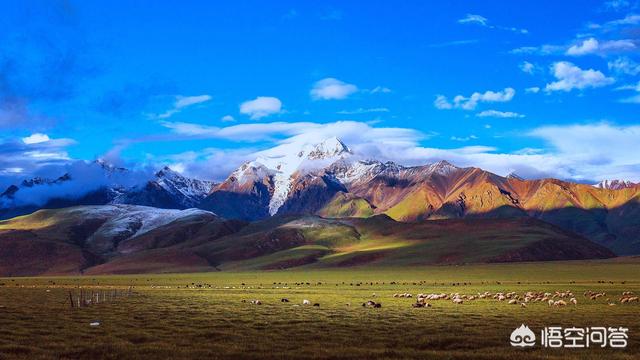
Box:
554, 300, 567, 307
452, 298, 463, 304
281, 298, 290, 302
520, 303, 527, 308
303, 299, 311, 305
570, 298, 577, 305
508, 299, 517, 305
251, 300, 262, 305
313, 303, 320, 307
548, 300, 555, 306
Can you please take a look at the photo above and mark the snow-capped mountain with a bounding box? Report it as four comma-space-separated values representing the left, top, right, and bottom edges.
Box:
594, 179, 637, 190
201, 138, 468, 220
114, 166, 215, 209
202, 137, 353, 219
155, 167, 216, 206
0, 161, 215, 219
259, 136, 352, 215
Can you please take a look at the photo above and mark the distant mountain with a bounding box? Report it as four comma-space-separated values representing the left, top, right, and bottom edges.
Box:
2, 137, 640, 256
0, 161, 215, 219
0, 206, 613, 276
200, 137, 640, 255
113, 166, 215, 209
594, 179, 637, 190
200, 136, 352, 220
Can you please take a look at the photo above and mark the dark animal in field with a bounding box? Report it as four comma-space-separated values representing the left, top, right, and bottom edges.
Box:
363, 300, 381, 308
281, 298, 290, 302
313, 303, 320, 307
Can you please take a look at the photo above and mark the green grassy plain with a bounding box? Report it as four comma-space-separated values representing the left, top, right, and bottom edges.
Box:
1, 258, 640, 359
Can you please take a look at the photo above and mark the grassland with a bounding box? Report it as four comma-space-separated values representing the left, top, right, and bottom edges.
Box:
1, 258, 640, 359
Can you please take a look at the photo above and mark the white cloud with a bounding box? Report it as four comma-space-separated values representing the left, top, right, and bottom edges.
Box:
512, 37, 637, 57
525, 87, 541, 93
175, 95, 212, 108
545, 61, 614, 92
520, 61, 536, 74
13, 120, 640, 184
617, 81, 640, 103
156, 94, 212, 119
510, 44, 565, 55
310, 78, 358, 100
566, 37, 637, 56
458, 14, 528, 33
615, 81, 640, 91
0, 135, 77, 184
458, 14, 488, 26
221, 115, 235, 122
366, 86, 392, 94
239, 96, 283, 120
620, 94, 640, 103
476, 110, 525, 118
22, 133, 50, 144
168, 121, 640, 182
436, 88, 516, 111
434, 95, 453, 109
566, 38, 599, 55
608, 57, 640, 75
337, 107, 389, 115
604, 13, 640, 27
450, 135, 478, 142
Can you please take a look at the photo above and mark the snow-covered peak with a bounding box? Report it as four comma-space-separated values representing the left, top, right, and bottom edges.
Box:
426, 160, 459, 176
155, 166, 180, 179
153, 166, 215, 205
230, 161, 273, 185
594, 179, 637, 190
242, 137, 353, 215
507, 172, 525, 181
93, 159, 128, 174
305, 136, 352, 160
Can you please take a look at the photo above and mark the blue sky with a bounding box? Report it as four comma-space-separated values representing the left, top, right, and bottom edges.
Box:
1, 0, 640, 184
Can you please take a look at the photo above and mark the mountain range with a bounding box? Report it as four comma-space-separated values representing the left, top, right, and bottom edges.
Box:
0, 161, 215, 220
0, 137, 639, 275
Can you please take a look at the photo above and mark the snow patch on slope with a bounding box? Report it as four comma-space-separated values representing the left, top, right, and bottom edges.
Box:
87, 205, 214, 242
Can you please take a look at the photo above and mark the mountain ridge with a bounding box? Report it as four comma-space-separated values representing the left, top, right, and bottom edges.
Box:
2, 137, 640, 255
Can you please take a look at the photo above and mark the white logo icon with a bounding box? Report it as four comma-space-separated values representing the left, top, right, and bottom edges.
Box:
511, 324, 536, 347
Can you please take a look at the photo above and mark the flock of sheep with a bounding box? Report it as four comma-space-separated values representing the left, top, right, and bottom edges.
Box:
392, 289, 639, 308
242, 289, 637, 309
